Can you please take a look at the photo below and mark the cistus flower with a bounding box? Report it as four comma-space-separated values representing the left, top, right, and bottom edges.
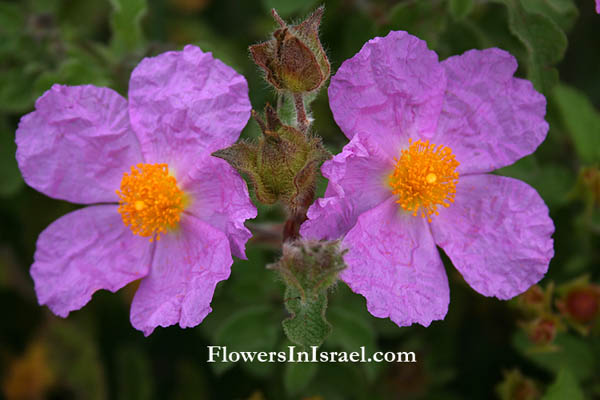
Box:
15, 45, 256, 336
301, 31, 554, 327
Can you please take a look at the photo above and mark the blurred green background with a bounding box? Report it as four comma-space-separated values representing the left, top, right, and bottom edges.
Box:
1, 0, 600, 399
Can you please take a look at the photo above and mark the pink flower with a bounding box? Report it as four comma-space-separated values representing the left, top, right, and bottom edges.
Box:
16, 45, 256, 336
301, 31, 554, 327
596, 0, 600, 13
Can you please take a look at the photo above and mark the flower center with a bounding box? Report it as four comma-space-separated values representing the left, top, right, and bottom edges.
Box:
389, 139, 459, 222
116, 163, 184, 241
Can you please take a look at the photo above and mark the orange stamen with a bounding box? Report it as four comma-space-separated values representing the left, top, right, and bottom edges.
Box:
116, 163, 184, 241
389, 139, 459, 222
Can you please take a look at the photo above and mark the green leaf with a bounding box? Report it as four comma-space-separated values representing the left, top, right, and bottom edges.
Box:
272, 240, 346, 348
109, 0, 147, 55
284, 362, 318, 396
512, 331, 596, 381
282, 285, 331, 348
212, 305, 279, 374
542, 369, 584, 400
553, 84, 600, 164
519, 0, 578, 32
449, 0, 474, 20
0, 122, 24, 198
502, 0, 567, 93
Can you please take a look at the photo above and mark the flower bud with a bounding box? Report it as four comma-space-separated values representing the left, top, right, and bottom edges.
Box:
496, 369, 540, 400
249, 7, 330, 93
555, 275, 600, 334
564, 289, 599, 323
213, 104, 330, 212
270, 239, 346, 292
528, 317, 556, 345
523, 314, 561, 347
515, 284, 553, 316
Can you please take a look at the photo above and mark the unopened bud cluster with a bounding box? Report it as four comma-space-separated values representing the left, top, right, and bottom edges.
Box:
514, 276, 600, 348
270, 239, 346, 292
217, 7, 337, 347
215, 7, 331, 244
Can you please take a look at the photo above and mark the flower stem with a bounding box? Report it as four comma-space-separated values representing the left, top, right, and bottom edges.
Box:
283, 211, 307, 242
293, 93, 309, 133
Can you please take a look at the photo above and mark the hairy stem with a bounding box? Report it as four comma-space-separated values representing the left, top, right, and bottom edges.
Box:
283, 211, 308, 242
293, 93, 309, 133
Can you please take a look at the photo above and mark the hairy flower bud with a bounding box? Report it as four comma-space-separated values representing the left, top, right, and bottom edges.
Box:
213, 104, 330, 213
249, 7, 330, 93
526, 316, 559, 346
514, 283, 553, 316
271, 239, 346, 291
496, 369, 540, 400
556, 275, 600, 334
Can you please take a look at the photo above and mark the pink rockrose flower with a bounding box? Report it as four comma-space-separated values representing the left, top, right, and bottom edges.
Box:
596, 0, 600, 13
16, 45, 256, 336
301, 31, 554, 327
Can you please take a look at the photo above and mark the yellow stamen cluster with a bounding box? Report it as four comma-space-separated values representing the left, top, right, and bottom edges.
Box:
389, 139, 459, 222
116, 163, 184, 241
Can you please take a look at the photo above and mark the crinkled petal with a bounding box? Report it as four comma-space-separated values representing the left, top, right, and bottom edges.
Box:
342, 197, 450, 327
328, 30, 446, 160
596, 0, 599, 13
301, 132, 393, 240
180, 154, 256, 259
31, 205, 151, 317
431, 174, 554, 299
128, 45, 251, 171
130, 215, 232, 336
16, 84, 143, 204
434, 49, 548, 174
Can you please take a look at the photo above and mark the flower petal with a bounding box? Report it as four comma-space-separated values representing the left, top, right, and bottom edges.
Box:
301, 132, 393, 240
328, 30, 446, 160
180, 154, 256, 259
16, 84, 143, 204
342, 197, 450, 327
128, 45, 251, 170
434, 48, 548, 174
430, 174, 554, 299
130, 215, 232, 336
31, 205, 151, 317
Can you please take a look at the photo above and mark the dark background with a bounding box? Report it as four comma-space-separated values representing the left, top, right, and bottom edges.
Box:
1, 0, 599, 399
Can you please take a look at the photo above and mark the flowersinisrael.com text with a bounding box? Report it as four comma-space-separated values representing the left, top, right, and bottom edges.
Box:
207, 346, 416, 363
